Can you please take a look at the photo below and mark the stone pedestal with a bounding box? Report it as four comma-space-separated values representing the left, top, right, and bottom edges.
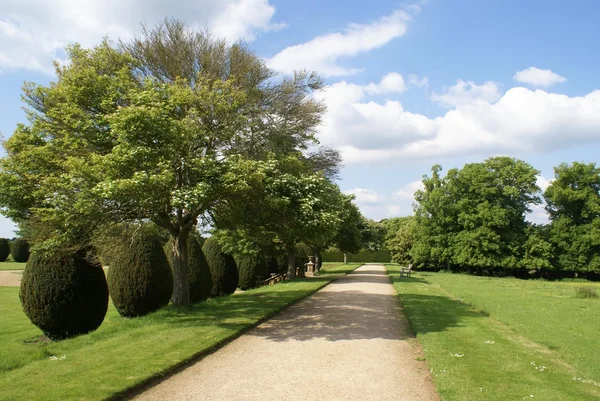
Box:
306, 256, 315, 276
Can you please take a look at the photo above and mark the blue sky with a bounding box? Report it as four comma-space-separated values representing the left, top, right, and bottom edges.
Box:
1, 0, 599, 237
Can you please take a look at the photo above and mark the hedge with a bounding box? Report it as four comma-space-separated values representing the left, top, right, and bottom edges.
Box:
321, 249, 392, 263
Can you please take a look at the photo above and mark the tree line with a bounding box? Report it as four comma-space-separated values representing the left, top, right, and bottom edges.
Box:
386, 157, 600, 279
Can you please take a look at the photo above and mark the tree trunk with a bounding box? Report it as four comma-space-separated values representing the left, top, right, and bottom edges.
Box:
286, 248, 296, 279
170, 229, 191, 307
315, 249, 322, 271
343, 253, 347, 264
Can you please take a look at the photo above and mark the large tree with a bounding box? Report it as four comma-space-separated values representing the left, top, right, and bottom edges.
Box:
412, 157, 540, 272
544, 162, 600, 273
0, 21, 325, 307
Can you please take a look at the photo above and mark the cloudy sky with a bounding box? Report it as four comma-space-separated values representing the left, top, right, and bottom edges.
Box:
1, 0, 599, 237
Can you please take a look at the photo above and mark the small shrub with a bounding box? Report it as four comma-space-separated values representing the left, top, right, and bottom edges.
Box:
235, 254, 266, 290
202, 237, 238, 297
108, 231, 173, 317
0, 238, 9, 262
575, 286, 598, 299
11, 238, 30, 263
20, 249, 109, 340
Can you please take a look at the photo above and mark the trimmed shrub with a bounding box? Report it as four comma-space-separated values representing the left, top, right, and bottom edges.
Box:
108, 232, 173, 317
20, 249, 109, 340
0, 238, 9, 262
165, 234, 212, 303
235, 254, 266, 290
202, 237, 238, 297
575, 286, 598, 299
11, 238, 30, 263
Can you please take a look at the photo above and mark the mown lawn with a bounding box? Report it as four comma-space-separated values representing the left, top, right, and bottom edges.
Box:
0, 260, 25, 270
0, 277, 334, 401
317, 262, 362, 276
386, 265, 600, 401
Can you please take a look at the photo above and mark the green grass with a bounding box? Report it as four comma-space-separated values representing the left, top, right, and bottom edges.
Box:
0, 277, 334, 401
387, 266, 600, 401
0, 260, 25, 270
316, 262, 362, 275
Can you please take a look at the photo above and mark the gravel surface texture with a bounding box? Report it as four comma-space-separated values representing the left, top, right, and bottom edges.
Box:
0, 270, 22, 286
134, 264, 439, 401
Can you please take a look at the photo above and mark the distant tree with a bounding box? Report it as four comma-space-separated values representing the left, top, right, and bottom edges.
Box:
545, 162, 600, 273
388, 217, 416, 265
360, 219, 387, 251
333, 199, 365, 263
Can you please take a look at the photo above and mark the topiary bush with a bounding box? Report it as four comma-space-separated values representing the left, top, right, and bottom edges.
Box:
575, 286, 598, 299
165, 233, 212, 303
0, 238, 9, 262
20, 249, 109, 340
202, 237, 238, 297
235, 254, 266, 290
11, 238, 30, 263
108, 231, 173, 317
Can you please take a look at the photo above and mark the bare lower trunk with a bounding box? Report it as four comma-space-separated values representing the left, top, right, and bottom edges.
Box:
286, 248, 296, 279
170, 230, 190, 307
343, 253, 347, 264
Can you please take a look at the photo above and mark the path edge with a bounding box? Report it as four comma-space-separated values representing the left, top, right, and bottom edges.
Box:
107, 265, 363, 401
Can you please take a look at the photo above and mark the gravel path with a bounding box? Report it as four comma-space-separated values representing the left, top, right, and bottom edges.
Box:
0, 270, 22, 287
134, 264, 439, 401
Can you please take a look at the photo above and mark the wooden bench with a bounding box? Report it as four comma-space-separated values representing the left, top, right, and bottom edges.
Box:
400, 263, 413, 278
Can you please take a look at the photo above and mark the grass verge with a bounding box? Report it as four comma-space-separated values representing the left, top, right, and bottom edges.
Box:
316, 262, 362, 276
0, 260, 25, 270
386, 265, 600, 401
0, 277, 334, 401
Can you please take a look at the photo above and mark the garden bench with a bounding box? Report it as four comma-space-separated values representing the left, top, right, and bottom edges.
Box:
400, 263, 413, 278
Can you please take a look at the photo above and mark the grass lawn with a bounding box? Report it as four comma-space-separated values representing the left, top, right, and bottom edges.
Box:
0, 277, 334, 401
387, 265, 600, 401
317, 262, 362, 276
0, 260, 25, 270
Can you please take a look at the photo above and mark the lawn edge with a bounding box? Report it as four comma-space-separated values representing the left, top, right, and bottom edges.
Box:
107, 269, 359, 401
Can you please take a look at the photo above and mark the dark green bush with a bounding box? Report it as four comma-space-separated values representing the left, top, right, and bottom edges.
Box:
575, 286, 598, 299
266, 256, 280, 276
235, 254, 266, 290
11, 238, 30, 263
202, 237, 238, 297
165, 234, 212, 303
20, 249, 109, 340
0, 238, 9, 262
108, 231, 173, 317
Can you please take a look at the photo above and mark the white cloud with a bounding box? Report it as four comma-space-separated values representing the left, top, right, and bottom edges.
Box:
315, 72, 600, 164
536, 175, 552, 192
0, 0, 282, 74
514, 67, 567, 88
365, 72, 407, 94
392, 180, 424, 200
343, 188, 412, 221
408, 73, 429, 88
431, 80, 501, 108
343, 188, 381, 204
526, 203, 549, 225
267, 9, 411, 77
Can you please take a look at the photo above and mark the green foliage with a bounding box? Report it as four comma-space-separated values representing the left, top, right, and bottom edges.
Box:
333, 198, 364, 254
575, 286, 598, 299
234, 254, 266, 290
20, 249, 109, 340
322, 249, 392, 263
545, 162, 600, 273
412, 157, 540, 272
202, 237, 239, 296
360, 219, 387, 251
11, 238, 30, 263
108, 231, 173, 317
387, 217, 416, 264
521, 224, 555, 270
0, 20, 326, 307
0, 238, 9, 262
165, 233, 213, 303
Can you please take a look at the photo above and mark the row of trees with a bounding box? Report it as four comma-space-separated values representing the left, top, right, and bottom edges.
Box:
0, 20, 374, 339
387, 157, 600, 278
